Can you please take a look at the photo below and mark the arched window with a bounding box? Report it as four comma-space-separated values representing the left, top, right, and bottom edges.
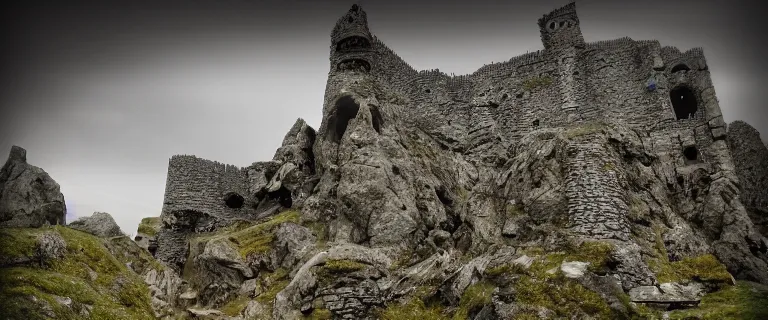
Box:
327, 96, 360, 142
224, 192, 244, 209
670, 86, 698, 120
671, 64, 690, 73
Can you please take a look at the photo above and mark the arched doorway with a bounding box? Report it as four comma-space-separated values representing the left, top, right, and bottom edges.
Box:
670, 86, 698, 120
327, 96, 360, 142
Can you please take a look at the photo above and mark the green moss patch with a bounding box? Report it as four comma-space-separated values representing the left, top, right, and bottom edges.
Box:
136, 217, 161, 237
515, 275, 613, 319
0, 227, 39, 262
525, 241, 615, 277
522, 76, 553, 91
227, 210, 300, 258
650, 254, 732, 285
220, 295, 251, 317
668, 281, 768, 319
315, 259, 369, 287
564, 122, 609, 139
485, 263, 527, 277
104, 236, 164, 274
256, 268, 290, 305
0, 226, 155, 319
379, 298, 446, 320
453, 282, 495, 320
647, 227, 732, 285
303, 308, 333, 320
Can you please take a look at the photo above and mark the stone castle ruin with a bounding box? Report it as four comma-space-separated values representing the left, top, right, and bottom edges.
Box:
145, 3, 768, 318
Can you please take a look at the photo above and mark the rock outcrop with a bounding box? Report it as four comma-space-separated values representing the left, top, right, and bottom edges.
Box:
68, 211, 125, 238
728, 120, 768, 237
0, 146, 66, 228
3, 3, 768, 320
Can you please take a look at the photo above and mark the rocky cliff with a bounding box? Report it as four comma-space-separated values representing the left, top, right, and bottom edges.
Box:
2, 4, 768, 319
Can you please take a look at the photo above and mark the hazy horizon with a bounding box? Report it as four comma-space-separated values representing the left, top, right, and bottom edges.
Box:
1, 0, 766, 235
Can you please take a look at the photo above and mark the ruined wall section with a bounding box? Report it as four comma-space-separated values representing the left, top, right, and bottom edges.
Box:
565, 133, 631, 241
161, 155, 256, 222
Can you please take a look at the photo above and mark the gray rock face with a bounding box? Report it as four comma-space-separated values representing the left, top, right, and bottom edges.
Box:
135, 4, 768, 320
0, 146, 66, 228
728, 121, 768, 237
2, 231, 69, 268
68, 212, 124, 238
144, 267, 183, 318
560, 261, 590, 278
628, 282, 705, 304
192, 237, 255, 308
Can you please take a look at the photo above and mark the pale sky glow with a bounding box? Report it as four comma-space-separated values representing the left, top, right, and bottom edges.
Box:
1, 0, 765, 235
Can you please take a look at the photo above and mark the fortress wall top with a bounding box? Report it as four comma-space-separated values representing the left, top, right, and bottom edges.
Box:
161, 155, 255, 222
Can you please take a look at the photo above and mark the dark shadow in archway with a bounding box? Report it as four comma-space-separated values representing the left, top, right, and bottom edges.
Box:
370, 105, 383, 134
671, 64, 690, 73
670, 86, 698, 120
327, 96, 360, 142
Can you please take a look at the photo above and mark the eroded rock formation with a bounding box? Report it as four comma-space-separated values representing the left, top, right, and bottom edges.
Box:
2, 2, 768, 320
0, 146, 66, 228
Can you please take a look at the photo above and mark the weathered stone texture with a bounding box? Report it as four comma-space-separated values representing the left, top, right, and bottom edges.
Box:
728, 121, 768, 236
68, 211, 124, 238
144, 3, 768, 319
0, 146, 66, 228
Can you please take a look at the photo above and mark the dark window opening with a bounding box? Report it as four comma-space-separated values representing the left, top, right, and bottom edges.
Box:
224, 193, 245, 209
516, 93, 523, 99
348, 16, 354, 23
327, 96, 360, 142
370, 105, 383, 134
573, 71, 579, 76
549, 22, 556, 29
533, 119, 540, 127
336, 36, 371, 52
392, 165, 400, 175
147, 241, 158, 256
683, 146, 699, 162
559, 21, 566, 27
671, 64, 690, 73
337, 59, 371, 73
670, 86, 698, 120
425, 89, 431, 93
268, 186, 293, 208
435, 186, 454, 207
501, 93, 508, 101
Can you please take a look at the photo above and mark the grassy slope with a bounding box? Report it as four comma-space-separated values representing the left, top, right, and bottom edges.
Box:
0, 226, 155, 320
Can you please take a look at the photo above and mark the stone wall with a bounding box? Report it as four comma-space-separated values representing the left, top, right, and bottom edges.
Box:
160, 2, 731, 238
161, 155, 255, 223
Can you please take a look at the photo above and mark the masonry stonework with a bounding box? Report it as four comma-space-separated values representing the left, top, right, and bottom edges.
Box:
154, 2, 758, 278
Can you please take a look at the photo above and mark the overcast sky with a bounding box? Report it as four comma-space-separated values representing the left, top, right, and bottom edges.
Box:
1, 0, 765, 236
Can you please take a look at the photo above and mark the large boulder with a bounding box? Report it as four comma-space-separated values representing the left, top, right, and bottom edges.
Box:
68, 212, 124, 238
0, 146, 67, 228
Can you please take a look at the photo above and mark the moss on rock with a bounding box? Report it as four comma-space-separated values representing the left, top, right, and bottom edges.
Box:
379, 298, 446, 320
667, 281, 768, 319
136, 217, 161, 237
0, 226, 155, 319
514, 274, 613, 319
227, 210, 301, 258
453, 282, 495, 320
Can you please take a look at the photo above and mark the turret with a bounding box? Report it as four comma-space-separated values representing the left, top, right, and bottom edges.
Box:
331, 4, 373, 54
330, 4, 375, 73
538, 2, 585, 52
